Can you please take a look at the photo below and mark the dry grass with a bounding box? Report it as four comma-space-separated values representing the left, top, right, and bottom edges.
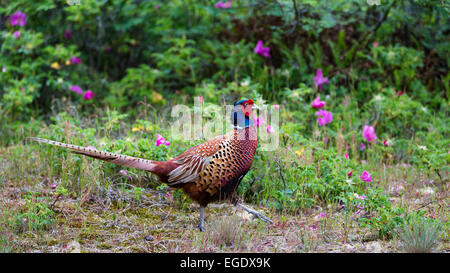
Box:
207, 215, 245, 247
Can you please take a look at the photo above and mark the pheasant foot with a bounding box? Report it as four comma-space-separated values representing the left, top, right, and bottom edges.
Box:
236, 203, 273, 224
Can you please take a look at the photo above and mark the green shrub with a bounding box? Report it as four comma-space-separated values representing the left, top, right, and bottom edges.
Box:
14, 192, 54, 233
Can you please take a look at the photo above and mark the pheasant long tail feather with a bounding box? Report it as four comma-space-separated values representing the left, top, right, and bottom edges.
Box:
27, 137, 156, 171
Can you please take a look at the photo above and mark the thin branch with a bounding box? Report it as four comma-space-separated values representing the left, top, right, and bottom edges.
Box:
292, 0, 299, 23
272, 0, 285, 16
351, 0, 397, 62
275, 158, 287, 190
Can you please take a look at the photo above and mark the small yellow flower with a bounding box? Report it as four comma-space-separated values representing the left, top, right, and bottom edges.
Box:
50, 62, 61, 70
65, 60, 70, 65
295, 147, 305, 157
152, 91, 163, 102
132, 126, 144, 132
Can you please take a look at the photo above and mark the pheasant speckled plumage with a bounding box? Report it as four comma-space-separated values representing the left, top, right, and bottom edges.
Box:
172, 126, 258, 207
29, 99, 272, 231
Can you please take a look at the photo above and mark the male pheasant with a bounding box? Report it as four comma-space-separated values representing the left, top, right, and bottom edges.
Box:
29, 99, 272, 231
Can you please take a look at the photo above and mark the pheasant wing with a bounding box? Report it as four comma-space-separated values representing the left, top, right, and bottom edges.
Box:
166, 135, 226, 186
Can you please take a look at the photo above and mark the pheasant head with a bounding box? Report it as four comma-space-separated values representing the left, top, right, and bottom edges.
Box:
232, 99, 259, 129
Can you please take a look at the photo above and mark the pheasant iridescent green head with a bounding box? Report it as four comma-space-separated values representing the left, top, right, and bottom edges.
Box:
232, 99, 259, 129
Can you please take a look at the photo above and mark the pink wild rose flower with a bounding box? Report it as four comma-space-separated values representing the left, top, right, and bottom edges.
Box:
156, 134, 170, 146
70, 57, 82, 65
360, 142, 366, 151
360, 171, 372, 182
252, 114, 265, 128
311, 96, 325, 109
254, 40, 271, 58
63, 30, 73, 39
363, 125, 377, 142
315, 110, 333, 126
10, 11, 26, 26
215, 1, 232, 8
70, 85, 83, 95
83, 90, 94, 100
314, 69, 329, 89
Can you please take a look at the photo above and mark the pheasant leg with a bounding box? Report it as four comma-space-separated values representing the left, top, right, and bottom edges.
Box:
197, 205, 206, 232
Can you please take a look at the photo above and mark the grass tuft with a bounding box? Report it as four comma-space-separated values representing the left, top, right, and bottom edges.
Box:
208, 215, 245, 248
398, 216, 442, 253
